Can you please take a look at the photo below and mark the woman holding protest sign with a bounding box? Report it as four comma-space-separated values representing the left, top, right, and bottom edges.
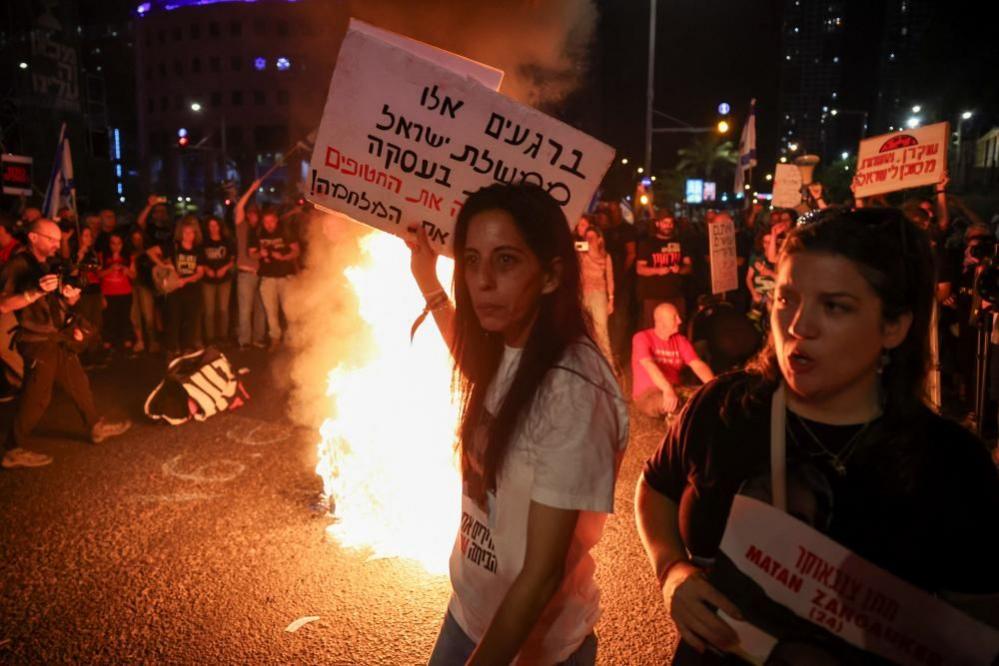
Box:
406, 183, 628, 665
635, 208, 999, 664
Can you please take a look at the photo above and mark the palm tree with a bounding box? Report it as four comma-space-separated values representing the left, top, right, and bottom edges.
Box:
676, 135, 738, 180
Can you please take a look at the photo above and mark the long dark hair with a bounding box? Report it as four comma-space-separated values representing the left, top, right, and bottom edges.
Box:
737, 207, 935, 431
452, 183, 589, 496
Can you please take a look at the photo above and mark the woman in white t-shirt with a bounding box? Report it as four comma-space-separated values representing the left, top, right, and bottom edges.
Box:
407, 183, 629, 665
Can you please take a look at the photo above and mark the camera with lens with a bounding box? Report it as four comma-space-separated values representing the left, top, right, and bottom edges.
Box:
46, 257, 100, 294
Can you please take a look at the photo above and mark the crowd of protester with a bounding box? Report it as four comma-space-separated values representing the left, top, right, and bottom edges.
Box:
0, 179, 308, 469
1, 184, 304, 368
2, 171, 998, 662
576, 177, 999, 444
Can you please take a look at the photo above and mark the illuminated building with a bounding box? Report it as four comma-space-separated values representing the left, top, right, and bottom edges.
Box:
134, 0, 350, 204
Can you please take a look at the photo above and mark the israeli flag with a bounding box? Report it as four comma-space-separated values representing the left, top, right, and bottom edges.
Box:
42, 122, 76, 219
734, 100, 757, 194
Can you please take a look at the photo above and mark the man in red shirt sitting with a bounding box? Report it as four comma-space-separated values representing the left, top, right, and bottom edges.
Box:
631, 302, 714, 419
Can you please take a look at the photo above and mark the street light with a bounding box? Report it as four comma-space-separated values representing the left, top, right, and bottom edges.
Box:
620, 158, 629, 165
765, 173, 773, 181
190, 102, 203, 112
956, 111, 975, 186
18, 62, 28, 70
788, 142, 799, 152
717, 120, 730, 134
841, 151, 849, 160
906, 117, 920, 129
912, 105, 921, 114
637, 167, 644, 174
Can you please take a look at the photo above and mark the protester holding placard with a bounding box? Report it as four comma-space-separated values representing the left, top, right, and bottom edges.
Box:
635, 208, 999, 663
407, 183, 627, 666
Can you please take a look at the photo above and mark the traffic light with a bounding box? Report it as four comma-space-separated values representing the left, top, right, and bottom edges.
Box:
717, 102, 731, 134
178, 135, 189, 147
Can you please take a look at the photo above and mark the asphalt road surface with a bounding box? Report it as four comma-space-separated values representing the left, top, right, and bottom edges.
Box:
0, 348, 677, 664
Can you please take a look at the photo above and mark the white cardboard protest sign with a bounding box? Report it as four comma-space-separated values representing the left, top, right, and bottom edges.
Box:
708, 217, 738, 295
307, 20, 615, 257
853, 122, 948, 198
771, 163, 802, 209
719, 495, 999, 665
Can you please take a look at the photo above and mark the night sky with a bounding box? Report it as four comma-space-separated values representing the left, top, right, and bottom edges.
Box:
590, 0, 783, 178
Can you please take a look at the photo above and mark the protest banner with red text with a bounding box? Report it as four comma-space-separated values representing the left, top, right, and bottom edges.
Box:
853, 122, 948, 198
719, 495, 999, 665
307, 20, 615, 257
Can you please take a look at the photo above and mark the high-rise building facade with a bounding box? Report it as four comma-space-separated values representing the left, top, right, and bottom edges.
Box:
134, 0, 349, 204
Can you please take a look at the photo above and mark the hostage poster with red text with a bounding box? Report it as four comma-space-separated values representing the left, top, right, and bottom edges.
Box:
717, 495, 999, 665
307, 20, 615, 257
853, 122, 948, 198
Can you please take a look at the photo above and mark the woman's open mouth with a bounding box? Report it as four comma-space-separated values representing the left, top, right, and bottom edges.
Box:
787, 349, 816, 374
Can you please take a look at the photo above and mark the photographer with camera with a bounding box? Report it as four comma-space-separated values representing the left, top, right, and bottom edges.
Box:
0, 219, 131, 470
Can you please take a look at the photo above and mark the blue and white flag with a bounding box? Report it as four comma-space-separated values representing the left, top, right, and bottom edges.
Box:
734, 100, 757, 194
42, 122, 76, 219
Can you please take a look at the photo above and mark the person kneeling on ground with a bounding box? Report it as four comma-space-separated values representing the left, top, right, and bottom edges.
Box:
632, 302, 714, 419
0, 219, 131, 470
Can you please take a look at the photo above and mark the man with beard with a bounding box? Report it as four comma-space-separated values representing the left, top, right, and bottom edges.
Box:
0, 219, 131, 469
636, 210, 692, 329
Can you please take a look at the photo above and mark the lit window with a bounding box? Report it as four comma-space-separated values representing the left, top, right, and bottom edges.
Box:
254, 57, 266, 71
276, 57, 290, 71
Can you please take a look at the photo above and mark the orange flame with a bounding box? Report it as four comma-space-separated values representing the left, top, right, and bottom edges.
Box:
315, 231, 460, 574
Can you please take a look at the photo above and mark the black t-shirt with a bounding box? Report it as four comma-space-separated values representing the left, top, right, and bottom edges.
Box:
602, 222, 637, 293
644, 373, 999, 664
637, 235, 688, 300
173, 243, 203, 278
144, 223, 175, 261
201, 237, 235, 283
133, 249, 154, 288
252, 226, 297, 278
1, 251, 67, 335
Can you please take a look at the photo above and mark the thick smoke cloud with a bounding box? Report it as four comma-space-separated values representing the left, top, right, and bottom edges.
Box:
347, 0, 598, 107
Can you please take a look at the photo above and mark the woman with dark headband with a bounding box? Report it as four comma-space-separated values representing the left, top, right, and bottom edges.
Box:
635, 207, 999, 663
407, 183, 628, 665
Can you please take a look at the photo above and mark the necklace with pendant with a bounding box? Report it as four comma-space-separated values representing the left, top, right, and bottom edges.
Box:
787, 412, 872, 476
